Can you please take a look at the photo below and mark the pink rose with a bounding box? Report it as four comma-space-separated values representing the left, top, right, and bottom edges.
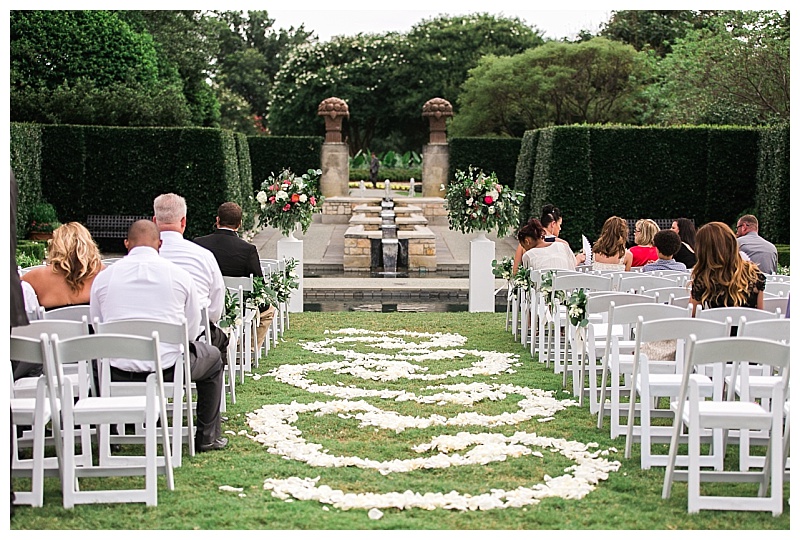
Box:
269, 196, 275, 203
283, 204, 291, 211
310, 196, 316, 206
484, 195, 494, 204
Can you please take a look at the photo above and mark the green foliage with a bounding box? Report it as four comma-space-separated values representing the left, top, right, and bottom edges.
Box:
247, 136, 323, 192
27, 202, 61, 233
16, 240, 47, 265
444, 167, 524, 239
775, 245, 790, 269
704, 127, 760, 226
218, 288, 241, 329
269, 258, 300, 303
448, 138, 522, 187
491, 257, 514, 281
349, 168, 421, 183
233, 132, 257, 231
645, 10, 789, 126
599, 10, 708, 57
756, 124, 790, 244
10, 123, 44, 239
249, 276, 278, 310
35, 124, 244, 239
451, 39, 644, 137
513, 130, 540, 226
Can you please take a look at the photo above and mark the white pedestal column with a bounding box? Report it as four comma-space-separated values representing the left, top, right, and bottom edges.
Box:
469, 231, 496, 312
277, 230, 304, 313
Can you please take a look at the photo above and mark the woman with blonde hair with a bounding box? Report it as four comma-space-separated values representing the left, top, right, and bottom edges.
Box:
630, 218, 660, 267
22, 221, 105, 310
689, 221, 765, 316
592, 216, 632, 271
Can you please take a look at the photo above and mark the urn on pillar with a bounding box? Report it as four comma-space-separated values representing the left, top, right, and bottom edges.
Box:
422, 97, 453, 144
317, 97, 351, 198
317, 97, 349, 143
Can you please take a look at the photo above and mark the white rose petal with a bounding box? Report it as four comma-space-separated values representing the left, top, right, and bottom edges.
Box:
368, 508, 384, 520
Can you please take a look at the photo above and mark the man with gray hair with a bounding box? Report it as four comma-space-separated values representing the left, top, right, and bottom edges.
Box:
735, 214, 778, 274
153, 193, 229, 361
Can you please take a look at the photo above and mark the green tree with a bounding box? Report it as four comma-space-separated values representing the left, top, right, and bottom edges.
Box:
645, 10, 789, 125
451, 38, 644, 137
211, 10, 314, 132
10, 10, 195, 126
598, 10, 712, 57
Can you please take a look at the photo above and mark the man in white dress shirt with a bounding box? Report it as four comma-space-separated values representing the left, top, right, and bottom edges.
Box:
90, 220, 227, 452
153, 193, 229, 362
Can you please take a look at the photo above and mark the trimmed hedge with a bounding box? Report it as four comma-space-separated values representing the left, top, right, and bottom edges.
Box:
755, 125, 789, 244
38, 125, 243, 239
776, 245, 790, 268
10, 123, 44, 239
513, 130, 540, 227
349, 168, 422, 182
248, 135, 323, 192
448, 137, 522, 187
16, 239, 47, 263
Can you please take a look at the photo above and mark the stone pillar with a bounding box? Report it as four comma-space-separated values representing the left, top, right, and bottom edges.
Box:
318, 97, 350, 198
421, 98, 454, 198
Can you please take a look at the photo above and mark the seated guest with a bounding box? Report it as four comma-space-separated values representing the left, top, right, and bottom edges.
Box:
735, 214, 778, 274
643, 230, 687, 272
592, 216, 632, 271
90, 220, 227, 452
519, 219, 577, 271
17, 222, 105, 379
153, 193, 228, 361
689, 221, 765, 317
194, 202, 276, 351
513, 204, 585, 272
630, 218, 659, 267
671, 217, 697, 268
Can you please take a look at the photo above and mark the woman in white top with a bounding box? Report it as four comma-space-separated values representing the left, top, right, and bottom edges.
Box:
518, 219, 577, 271
591, 216, 633, 271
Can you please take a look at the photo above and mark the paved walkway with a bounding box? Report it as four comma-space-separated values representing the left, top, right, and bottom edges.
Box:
250, 189, 519, 294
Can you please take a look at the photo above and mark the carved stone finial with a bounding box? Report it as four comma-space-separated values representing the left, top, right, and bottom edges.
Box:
422, 98, 453, 144
318, 97, 350, 143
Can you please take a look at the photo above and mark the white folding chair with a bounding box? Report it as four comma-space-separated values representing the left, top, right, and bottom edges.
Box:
727, 318, 791, 472
10, 334, 60, 507
696, 306, 779, 325
616, 274, 681, 294
662, 336, 789, 516
223, 275, 258, 381
597, 302, 691, 438
42, 304, 92, 324
648, 286, 692, 304
625, 317, 730, 469
764, 281, 790, 297
762, 295, 789, 316
52, 332, 174, 508
261, 258, 283, 344
199, 305, 231, 412
94, 318, 195, 465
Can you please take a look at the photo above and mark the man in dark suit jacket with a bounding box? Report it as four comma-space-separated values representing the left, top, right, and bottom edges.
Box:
194, 202, 276, 350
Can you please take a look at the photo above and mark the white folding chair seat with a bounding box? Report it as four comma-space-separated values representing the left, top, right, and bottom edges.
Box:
725, 318, 790, 472
625, 317, 730, 469
10, 335, 61, 507
597, 303, 691, 439
53, 333, 174, 508
94, 318, 195, 465
662, 336, 789, 516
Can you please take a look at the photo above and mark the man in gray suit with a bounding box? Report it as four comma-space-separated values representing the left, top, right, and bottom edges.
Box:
735, 214, 778, 274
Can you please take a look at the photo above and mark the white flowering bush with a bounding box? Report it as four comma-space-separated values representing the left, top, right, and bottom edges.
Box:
443, 167, 524, 238
255, 169, 323, 236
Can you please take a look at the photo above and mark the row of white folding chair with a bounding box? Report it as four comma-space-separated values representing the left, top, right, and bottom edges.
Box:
765, 274, 789, 283
726, 317, 790, 472
94, 318, 195, 466
223, 276, 259, 382
261, 258, 289, 340
624, 316, 731, 470
662, 335, 789, 516
616, 273, 683, 294
532, 269, 589, 371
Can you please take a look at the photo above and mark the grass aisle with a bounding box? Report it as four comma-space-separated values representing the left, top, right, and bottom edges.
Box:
12, 312, 790, 530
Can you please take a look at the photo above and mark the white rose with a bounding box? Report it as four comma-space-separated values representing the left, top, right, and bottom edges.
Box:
256, 191, 268, 204
466, 197, 474, 206
276, 190, 288, 201
487, 190, 499, 200
299, 193, 308, 203
488, 206, 496, 214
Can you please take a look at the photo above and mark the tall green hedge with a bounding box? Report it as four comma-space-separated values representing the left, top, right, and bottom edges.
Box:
704, 127, 759, 227
10, 123, 44, 238
234, 132, 257, 231
755, 125, 789, 244
513, 130, 540, 227
448, 137, 522, 187
248, 136, 323, 192
38, 125, 243, 239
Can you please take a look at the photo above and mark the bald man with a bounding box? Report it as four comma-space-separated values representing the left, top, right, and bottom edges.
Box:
90, 220, 227, 452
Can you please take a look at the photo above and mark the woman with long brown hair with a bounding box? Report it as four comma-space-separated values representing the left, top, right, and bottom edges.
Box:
689, 221, 765, 316
22, 222, 106, 309
592, 216, 633, 271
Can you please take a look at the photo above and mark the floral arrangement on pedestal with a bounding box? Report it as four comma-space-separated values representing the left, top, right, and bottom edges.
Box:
255, 168, 324, 236
443, 167, 524, 238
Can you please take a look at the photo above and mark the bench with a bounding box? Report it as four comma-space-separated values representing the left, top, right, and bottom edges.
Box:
625, 218, 694, 245
86, 214, 150, 239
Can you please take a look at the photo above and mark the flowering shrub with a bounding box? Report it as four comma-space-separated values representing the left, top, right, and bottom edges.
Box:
443, 167, 524, 238
256, 169, 324, 236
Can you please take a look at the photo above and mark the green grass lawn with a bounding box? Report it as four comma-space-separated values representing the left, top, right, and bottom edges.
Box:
11, 312, 790, 530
